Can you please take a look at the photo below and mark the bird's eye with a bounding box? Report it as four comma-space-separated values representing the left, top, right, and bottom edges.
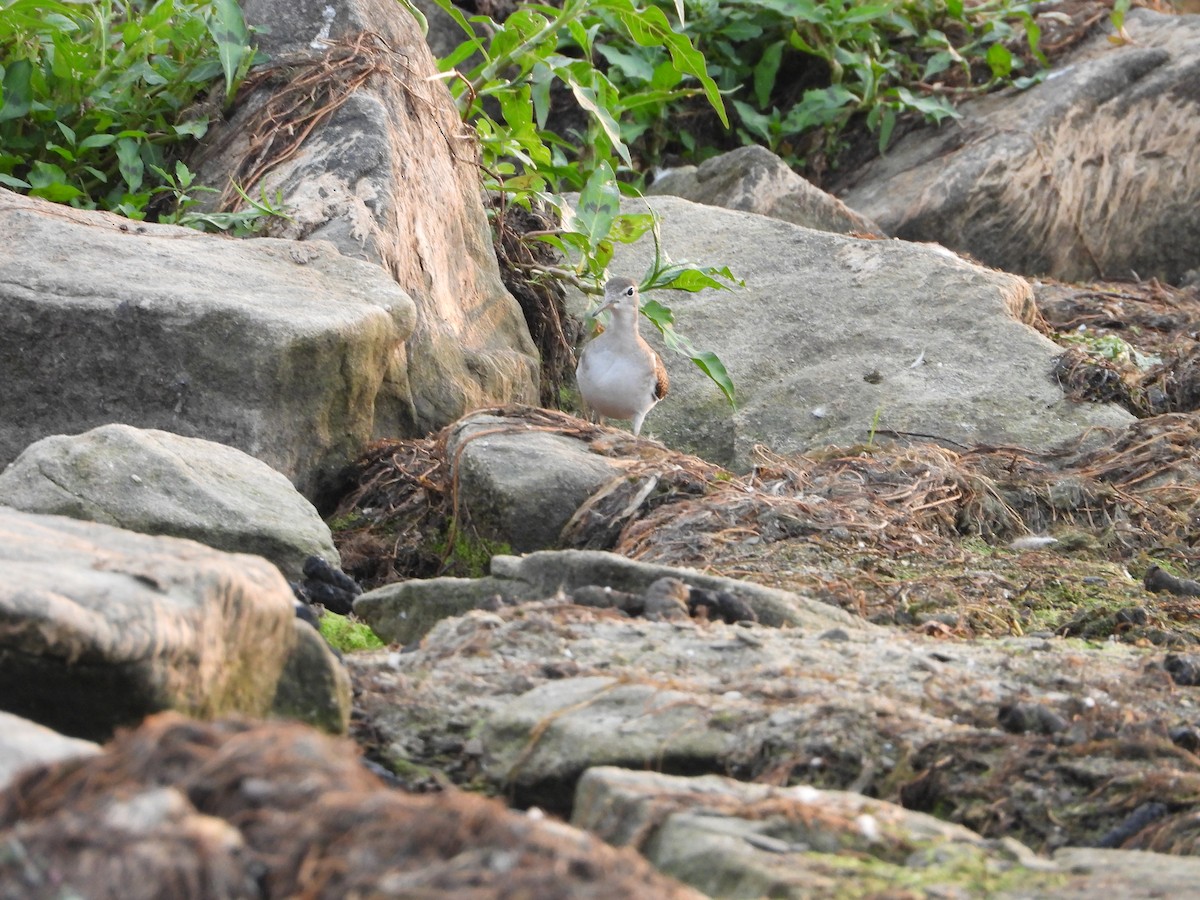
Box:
625, 286, 635, 297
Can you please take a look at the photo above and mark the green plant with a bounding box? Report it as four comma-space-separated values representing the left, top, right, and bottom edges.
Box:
599, 0, 1049, 169
428, 0, 741, 402
1108, 0, 1133, 44
865, 405, 884, 450
1058, 331, 1159, 371
0, 0, 260, 220
318, 612, 386, 652
151, 158, 291, 234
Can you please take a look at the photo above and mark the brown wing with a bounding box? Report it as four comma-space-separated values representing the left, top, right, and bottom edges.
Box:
652, 350, 670, 401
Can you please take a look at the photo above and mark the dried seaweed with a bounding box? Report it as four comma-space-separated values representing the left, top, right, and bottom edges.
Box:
332, 407, 1200, 596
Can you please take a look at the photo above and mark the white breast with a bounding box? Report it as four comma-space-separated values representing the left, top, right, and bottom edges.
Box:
577, 332, 658, 421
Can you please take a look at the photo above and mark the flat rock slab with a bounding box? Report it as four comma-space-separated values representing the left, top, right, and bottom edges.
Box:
836, 8, 1200, 283
0, 190, 414, 501
354, 548, 857, 645
574, 767, 1200, 899
0, 424, 338, 582
572, 195, 1132, 469
0, 508, 314, 740
348, 595, 1200, 867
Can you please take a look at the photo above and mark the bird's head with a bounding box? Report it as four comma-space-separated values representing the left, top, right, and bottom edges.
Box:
591, 276, 640, 319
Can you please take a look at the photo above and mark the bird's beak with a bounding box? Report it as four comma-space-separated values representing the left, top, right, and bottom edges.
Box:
588, 296, 616, 319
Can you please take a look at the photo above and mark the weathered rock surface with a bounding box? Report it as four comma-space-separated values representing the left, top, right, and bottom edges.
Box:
0, 714, 704, 900
574, 767, 1200, 899
650, 144, 884, 236
0, 508, 347, 740
0, 713, 98, 792
0, 425, 338, 582
568, 195, 1133, 468
348, 589, 1200, 870
836, 8, 1200, 283
0, 190, 414, 501
195, 0, 539, 434
354, 548, 856, 645
444, 412, 625, 552
271, 620, 352, 735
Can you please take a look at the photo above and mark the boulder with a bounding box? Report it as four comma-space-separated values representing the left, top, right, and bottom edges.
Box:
568, 195, 1133, 469
836, 9, 1200, 283
0, 425, 338, 582
0, 713, 705, 899
0, 508, 347, 740
574, 767, 1200, 899
194, 0, 539, 433
0, 190, 413, 501
650, 144, 884, 236
353, 547, 857, 645
444, 412, 625, 552
0, 713, 98, 791
271, 620, 352, 735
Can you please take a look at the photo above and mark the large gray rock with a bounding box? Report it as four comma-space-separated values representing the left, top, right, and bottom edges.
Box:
0, 425, 338, 582
0, 713, 99, 791
0, 508, 347, 740
574, 767, 1200, 899
354, 548, 857, 645
480, 678, 739, 809
0, 190, 414, 501
195, 0, 539, 433
570, 195, 1133, 469
650, 144, 884, 236
836, 9, 1200, 283
444, 412, 624, 553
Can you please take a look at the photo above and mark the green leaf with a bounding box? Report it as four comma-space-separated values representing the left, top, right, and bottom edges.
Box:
596, 43, 656, 83
641, 297, 735, 406
116, 137, 144, 193
173, 119, 209, 139
689, 349, 735, 406
657, 269, 734, 292
0, 173, 31, 189
732, 99, 777, 145
206, 0, 252, 102
877, 105, 897, 153
561, 68, 631, 168
530, 61, 553, 129
396, 0, 429, 36
1111, 0, 1131, 30
79, 133, 118, 150
986, 43, 1013, 79
614, 5, 728, 127
0, 59, 33, 122
640, 298, 675, 329
26, 160, 83, 201
754, 40, 784, 109
574, 161, 621, 253
609, 212, 655, 243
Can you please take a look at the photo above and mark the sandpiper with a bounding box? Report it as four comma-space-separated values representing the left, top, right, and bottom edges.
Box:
576, 276, 669, 436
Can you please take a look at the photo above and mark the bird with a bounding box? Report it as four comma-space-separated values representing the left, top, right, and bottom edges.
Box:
576, 276, 669, 436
